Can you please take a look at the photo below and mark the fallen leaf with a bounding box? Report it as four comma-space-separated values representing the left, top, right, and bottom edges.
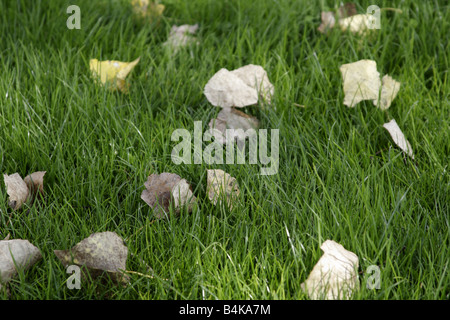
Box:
3, 173, 29, 210
163, 24, 199, 52
383, 119, 414, 159
0, 239, 42, 289
204, 68, 259, 108
301, 240, 359, 300
340, 59, 381, 108
340, 59, 401, 109
339, 14, 372, 35
230, 64, 275, 103
317, 11, 336, 34
54, 231, 128, 285
131, 0, 165, 21
208, 108, 259, 144
375, 75, 401, 110
207, 169, 240, 210
141, 173, 196, 219
318, 3, 356, 34
3, 171, 47, 210
204, 64, 274, 108
89, 57, 140, 93
23, 171, 46, 198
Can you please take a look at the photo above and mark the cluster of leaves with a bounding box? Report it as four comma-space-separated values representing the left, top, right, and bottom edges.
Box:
1, 1, 417, 300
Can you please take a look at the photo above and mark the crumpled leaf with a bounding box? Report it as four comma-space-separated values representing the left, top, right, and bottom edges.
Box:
318, 3, 356, 34
317, 12, 336, 34
163, 24, 199, 52
207, 169, 240, 210
3, 171, 46, 210
204, 64, 274, 108
54, 231, 128, 285
339, 14, 372, 35
208, 108, 259, 144
89, 57, 140, 93
383, 119, 414, 159
340, 59, 401, 109
0, 239, 42, 289
340, 59, 381, 108
141, 173, 196, 219
230, 64, 275, 103
3, 173, 29, 210
376, 75, 401, 111
131, 0, 164, 21
301, 240, 359, 300
23, 171, 46, 198
204, 68, 258, 108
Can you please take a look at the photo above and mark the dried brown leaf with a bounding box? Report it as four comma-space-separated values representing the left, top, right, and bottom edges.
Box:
54, 231, 128, 285
3, 173, 29, 210
208, 108, 259, 145
141, 173, 196, 219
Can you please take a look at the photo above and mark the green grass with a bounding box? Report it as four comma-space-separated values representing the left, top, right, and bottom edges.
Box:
0, 0, 448, 300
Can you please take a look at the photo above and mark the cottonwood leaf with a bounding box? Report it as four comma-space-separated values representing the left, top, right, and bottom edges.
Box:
339, 14, 373, 35
340, 59, 401, 109
340, 59, 381, 108
89, 57, 140, 93
204, 68, 259, 108
318, 3, 356, 34
206, 169, 240, 210
54, 231, 128, 285
383, 119, 414, 159
131, 0, 164, 21
3, 173, 29, 210
3, 171, 46, 210
163, 24, 199, 52
230, 64, 274, 103
208, 108, 259, 145
317, 12, 336, 34
0, 239, 42, 289
375, 75, 401, 110
301, 240, 359, 300
23, 171, 46, 198
141, 173, 196, 219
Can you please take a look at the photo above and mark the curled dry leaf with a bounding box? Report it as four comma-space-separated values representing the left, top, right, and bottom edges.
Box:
0, 239, 42, 289
301, 240, 359, 300
376, 75, 401, 111
230, 64, 275, 103
89, 57, 140, 93
131, 0, 165, 21
340, 59, 401, 109
206, 169, 240, 210
204, 68, 258, 108
208, 108, 259, 145
338, 14, 373, 34
3, 172, 46, 210
318, 3, 356, 34
54, 231, 128, 285
317, 12, 336, 34
24, 171, 46, 198
340, 59, 381, 108
163, 24, 199, 52
3, 173, 29, 210
383, 119, 414, 159
204, 64, 274, 108
141, 173, 196, 219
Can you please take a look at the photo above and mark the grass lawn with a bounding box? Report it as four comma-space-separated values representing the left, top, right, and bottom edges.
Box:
0, 0, 448, 300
